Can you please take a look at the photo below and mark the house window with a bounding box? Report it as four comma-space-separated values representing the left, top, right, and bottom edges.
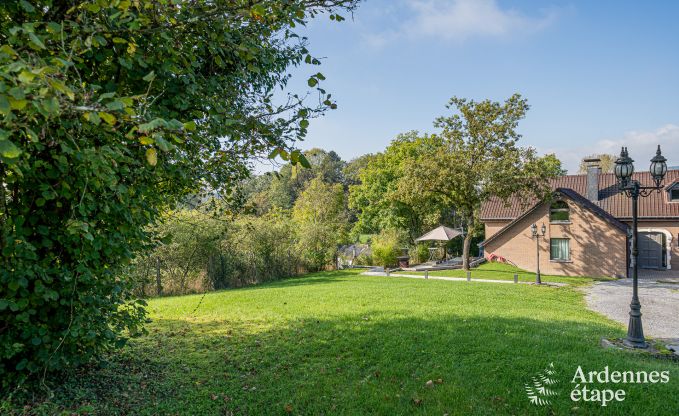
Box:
550, 238, 570, 261
671, 188, 679, 202
549, 201, 570, 223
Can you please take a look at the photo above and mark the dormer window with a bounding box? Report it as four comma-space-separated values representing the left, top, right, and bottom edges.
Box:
671, 188, 679, 202
549, 200, 570, 223
668, 182, 679, 202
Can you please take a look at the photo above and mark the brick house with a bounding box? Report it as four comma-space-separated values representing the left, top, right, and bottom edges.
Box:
479, 162, 679, 278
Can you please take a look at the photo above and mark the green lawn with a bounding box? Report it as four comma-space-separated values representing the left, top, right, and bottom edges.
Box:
19, 269, 679, 415
394, 262, 615, 285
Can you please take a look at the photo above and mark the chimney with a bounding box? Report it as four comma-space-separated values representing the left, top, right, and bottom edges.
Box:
583, 158, 601, 202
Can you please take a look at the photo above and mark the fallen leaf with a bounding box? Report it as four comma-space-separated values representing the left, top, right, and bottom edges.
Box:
284, 403, 293, 413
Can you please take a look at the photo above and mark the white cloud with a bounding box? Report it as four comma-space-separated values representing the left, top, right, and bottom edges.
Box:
364, 0, 558, 46
545, 124, 679, 174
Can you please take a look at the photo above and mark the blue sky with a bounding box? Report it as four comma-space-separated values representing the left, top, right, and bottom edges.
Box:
283, 0, 679, 173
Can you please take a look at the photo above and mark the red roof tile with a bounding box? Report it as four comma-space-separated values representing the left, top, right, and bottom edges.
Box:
480, 170, 679, 221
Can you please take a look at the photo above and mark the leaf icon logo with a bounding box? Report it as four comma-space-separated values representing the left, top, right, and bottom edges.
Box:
525, 363, 560, 406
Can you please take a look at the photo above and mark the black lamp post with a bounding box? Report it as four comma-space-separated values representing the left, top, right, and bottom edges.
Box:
614, 145, 668, 349
530, 223, 547, 285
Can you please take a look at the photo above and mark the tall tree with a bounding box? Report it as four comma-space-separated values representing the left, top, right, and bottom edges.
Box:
578, 153, 617, 174
292, 177, 348, 270
401, 95, 564, 270
343, 153, 377, 186
0, 0, 358, 388
348, 132, 447, 241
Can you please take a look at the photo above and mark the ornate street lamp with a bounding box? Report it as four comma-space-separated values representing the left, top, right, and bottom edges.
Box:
615, 145, 668, 349
530, 223, 547, 285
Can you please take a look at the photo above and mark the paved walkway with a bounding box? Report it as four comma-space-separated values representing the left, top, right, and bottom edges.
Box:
585, 278, 679, 339
362, 271, 566, 287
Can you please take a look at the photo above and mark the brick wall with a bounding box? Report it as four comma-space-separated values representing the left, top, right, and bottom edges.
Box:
483, 198, 628, 278
484, 220, 510, 239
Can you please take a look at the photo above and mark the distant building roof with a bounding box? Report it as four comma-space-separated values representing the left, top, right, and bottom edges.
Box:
481, 170, 679, 221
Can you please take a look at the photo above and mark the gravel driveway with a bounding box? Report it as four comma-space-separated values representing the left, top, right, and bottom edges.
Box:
585, 279, 679, 339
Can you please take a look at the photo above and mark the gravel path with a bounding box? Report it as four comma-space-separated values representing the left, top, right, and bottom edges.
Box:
585, 279, 679, 339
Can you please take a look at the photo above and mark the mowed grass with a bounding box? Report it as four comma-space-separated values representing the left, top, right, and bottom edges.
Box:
394, 262, 615, 285
35, 269, 679, 415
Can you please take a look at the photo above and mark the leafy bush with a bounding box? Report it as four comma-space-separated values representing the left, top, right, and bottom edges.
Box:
229, 211, 300, 286
132, 209, 300, 295
293, 178, 348, 271
371, 229, 405, 269
412, 243, 431, 264
354, 253, 374, 266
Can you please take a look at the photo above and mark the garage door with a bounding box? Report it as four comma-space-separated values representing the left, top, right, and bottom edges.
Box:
638, 232, 663, 269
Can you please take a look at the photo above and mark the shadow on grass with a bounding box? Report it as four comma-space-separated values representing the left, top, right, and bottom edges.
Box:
28, 313, 679, 416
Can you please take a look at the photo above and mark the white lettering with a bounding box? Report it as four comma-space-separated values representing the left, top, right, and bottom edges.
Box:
615, 389, 626, 402
660, 371, 670, 383
571, 384, 582, 402
649, 371, 660, 383
572, 366, 587, 383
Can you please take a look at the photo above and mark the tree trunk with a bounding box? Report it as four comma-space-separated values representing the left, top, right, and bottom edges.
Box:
462, 231, 473, 271
156, 257, 163, 296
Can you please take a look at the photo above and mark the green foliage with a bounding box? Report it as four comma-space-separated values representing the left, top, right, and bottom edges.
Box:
227, 210, 300, 286
399, 94, 564, 269
354, 251, 373, 266
348, 132, 447, 240
0, 0, 357, 389
150, 210, 225, 295
131, 208, 301, 295
411, 243, 431, 264
244, 148, 347, 214
292, 177, 349, 271
343, 153, 377, 186
370, 228, 405, 268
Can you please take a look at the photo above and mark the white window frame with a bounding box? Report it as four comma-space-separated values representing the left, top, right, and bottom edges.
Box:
550, 238, 571, 262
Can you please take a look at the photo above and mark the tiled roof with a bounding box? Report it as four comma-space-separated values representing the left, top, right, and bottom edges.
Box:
479, 188, 628, 247
480, 170, 679, 221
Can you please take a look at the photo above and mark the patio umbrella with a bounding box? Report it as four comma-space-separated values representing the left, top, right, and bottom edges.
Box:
414, 225, 463, 242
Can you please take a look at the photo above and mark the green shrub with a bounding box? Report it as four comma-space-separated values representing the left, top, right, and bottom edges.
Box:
293, 178, 349, 271
412, 243, 431, 264
354, 252, 373, 266
371, 229, 405, 268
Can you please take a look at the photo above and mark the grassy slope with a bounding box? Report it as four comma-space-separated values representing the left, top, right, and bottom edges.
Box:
33, 270, 679, 415
394, 262, 615, 284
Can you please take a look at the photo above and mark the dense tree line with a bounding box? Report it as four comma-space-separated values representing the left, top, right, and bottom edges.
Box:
134, 148, 360, 296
